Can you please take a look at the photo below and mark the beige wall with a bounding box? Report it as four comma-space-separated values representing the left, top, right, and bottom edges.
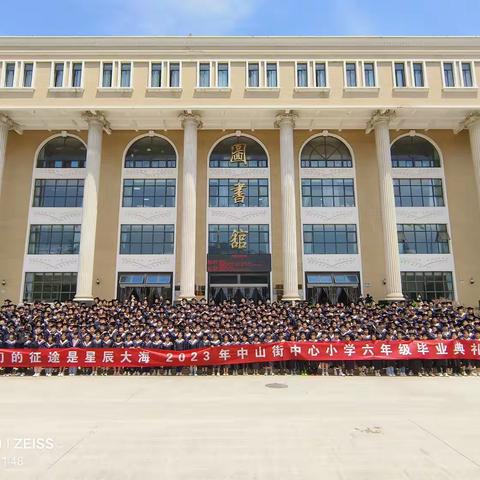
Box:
417, 130, 480, 307
0, 131, 89, 302
92, 130, 184, 300
1, 128, 480, 305
0, 59, 479, 111
0, 131, 38, 302
293, 130, 388, 299
193, 130, 286, 292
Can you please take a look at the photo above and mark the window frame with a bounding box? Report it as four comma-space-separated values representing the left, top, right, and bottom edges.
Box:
23, 272, 78, 303
0, 61, 36, 89
393, 178, 445, 208
32, 179, 84, 208
98, 60, 134, 90
119, 224, 175, 255
245, 60, 279, 89
122, 178, 177, 208
50, 61, 65, 88
149, 61, 163, 88
441, 61, 457, 88
303, 224, 358, 255
401, 271, 454, 301
208, 135, 269, 169
49, 61, 85, 90
208, 178, 270, 208
36, 135, 87, 169
293, 61, 329, 90
124, 135, 177, 169
390, 135, 441, 169
440, 60, 476, 89
100, 60, 114, 88
392, 61, 407, 88
300, 135, 353, 169
314, 61, 329, 88
195, 60, 231, 89
246, 61, 260, 88
344, 61, 358, 88
392, 61, 429, 89
216, 61, 230, 88
71, 61, 84, 88
146, 60, 182, 89
21, 61, 35, 88
397, 223, 450, 255
196, 61, 212, 88
27, 224, 81, 255
460, 61, 475, 87
118, 61, 133, 88
3, 61, 16, 88
167, 61, 182, 88
265, 61, 279, 88
362, 61, 377, 87
295, 61, 309, 88
343, 60, 379, 89
301, 178, 356, 208
208, 224, 270, 255
410, 61, 428, 88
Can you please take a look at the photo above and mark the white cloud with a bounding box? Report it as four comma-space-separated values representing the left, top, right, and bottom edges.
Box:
108, 0, 260, 35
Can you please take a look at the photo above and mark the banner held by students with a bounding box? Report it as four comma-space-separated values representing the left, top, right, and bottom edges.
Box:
1, 340, 479, 368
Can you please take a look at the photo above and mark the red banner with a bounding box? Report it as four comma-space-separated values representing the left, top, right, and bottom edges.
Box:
0, 340, 479, 368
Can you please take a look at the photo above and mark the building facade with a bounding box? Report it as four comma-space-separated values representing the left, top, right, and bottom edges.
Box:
0, 36, 480, 305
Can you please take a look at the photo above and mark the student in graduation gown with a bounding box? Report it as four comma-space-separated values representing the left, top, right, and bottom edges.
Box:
91, 332, 103, 376
174, 332, 186, 376
81, 334, 94, 376
69, 332, 81, 376
162, 336, 174, 376
150, 334, 163, 376
221, 334, 231, 376
210, 333, 222, 376
112, 335, 124, 376
44, 335, 57, 377
187, 336, 200, 376
57, 332, 70, 377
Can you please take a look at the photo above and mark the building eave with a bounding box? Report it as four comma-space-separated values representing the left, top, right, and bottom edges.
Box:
1, 105, 476, 132
1, 35, 480, 55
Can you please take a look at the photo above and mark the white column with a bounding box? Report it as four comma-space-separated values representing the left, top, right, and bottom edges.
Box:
178, 112, 201, 299
369, 111, 404, 301
0, 120, 8, 201
0, 114, 21, 200
276, 113, 300, 301
466, 114, 480, 210
74, 112, 107, 303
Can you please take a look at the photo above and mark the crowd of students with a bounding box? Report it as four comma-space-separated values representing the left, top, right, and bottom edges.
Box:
1, 296, 479, 377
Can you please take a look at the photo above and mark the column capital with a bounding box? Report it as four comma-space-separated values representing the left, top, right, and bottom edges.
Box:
82, 111, 111, 133
366, 109, 396, 134
275, 111, 297, 128
457, 111, 480, 133
179, 111, 202, 129
0, 113, 22, 135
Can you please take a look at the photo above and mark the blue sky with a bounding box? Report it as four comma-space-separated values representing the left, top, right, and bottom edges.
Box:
0, 0, 478, 36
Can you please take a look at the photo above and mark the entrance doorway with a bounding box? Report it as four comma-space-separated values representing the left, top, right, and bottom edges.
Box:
117, 273, 173, 302
305, 272, 361, 304
208, 273, 270, 303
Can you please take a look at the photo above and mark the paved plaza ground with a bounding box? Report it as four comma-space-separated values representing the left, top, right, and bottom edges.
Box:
1, 376, 479, 480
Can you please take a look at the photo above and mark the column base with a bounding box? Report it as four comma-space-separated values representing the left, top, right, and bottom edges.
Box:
73, 296, 95, 305
281, 295, 301, 302
381, 293, 405, 303
177, 295, 195, 301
